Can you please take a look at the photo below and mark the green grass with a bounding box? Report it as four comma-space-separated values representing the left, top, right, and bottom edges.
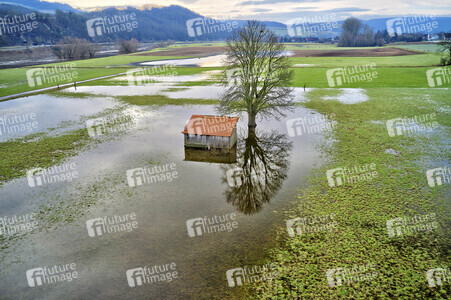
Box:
161, 87, 190, 92
48, 91, 110, 98
290, 53, 441, 67
291, 67, 448, 88
248, 88, 450, 299
394, 44, 442, 53
117, 95, 219, 106
0, 129, 90, 183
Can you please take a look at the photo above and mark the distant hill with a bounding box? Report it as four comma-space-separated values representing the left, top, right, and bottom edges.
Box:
0, 0, 78, 12
0, 2, 449, 46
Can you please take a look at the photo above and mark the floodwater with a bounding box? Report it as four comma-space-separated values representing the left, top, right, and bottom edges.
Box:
0, 95, 118, 142
0, 85, 331, 299
138, 51, 293, 68
140, 55, 227, 67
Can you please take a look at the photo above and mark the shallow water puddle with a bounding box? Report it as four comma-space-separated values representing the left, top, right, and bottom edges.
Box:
323, 88, 369, 104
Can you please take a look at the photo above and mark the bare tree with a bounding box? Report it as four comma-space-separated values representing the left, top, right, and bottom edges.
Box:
87, 42, 99, 58
339, 17, 378, 47
77, 39, 91, 59
119, 38, 139, 54
218, 20, 294, 131
51, 37, 99, 59
60, 37, 78, 59
51, 37, 77, 59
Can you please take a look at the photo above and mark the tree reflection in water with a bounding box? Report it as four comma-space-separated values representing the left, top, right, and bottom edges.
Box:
221, 129, 293, 215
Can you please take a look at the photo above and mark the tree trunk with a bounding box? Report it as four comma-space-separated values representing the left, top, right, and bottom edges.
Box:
248, 113, 257, 132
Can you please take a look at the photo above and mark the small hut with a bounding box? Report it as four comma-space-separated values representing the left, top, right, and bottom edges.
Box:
181, 115, 239, 149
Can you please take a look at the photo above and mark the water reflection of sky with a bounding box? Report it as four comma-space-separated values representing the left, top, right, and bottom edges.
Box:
0, 98, 329, 298
0, 94, 117, 141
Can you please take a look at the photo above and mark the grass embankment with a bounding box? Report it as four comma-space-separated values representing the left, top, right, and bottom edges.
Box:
249, 88, 450, 299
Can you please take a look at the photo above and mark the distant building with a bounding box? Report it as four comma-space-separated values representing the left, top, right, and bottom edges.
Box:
181, 115, 239, 149
427, 34, 439, 41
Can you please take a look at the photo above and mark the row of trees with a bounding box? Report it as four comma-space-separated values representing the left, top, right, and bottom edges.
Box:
50, 36, 142, 59
339, 18, 384, 47
50, 37, 98, 59
339, 17, 451, 47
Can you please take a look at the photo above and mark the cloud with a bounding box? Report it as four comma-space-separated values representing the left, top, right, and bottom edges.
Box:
323, 7, 371, 13
240, 0, 319, 5
177, 0, 199, 3
254, 8, 272, 12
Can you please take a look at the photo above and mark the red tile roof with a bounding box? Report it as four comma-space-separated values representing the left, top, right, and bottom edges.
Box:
181, 115, 239, 137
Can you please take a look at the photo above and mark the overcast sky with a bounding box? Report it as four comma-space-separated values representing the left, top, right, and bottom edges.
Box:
49, 0, 451, 22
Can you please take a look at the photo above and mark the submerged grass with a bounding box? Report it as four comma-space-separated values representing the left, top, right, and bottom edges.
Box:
0, 129, 90, 183
117, 94, 219, 106
48, 91, 111, 98
248, 88, 451, 299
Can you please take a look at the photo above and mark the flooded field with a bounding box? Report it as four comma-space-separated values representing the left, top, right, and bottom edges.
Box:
0, 83, 330, 299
